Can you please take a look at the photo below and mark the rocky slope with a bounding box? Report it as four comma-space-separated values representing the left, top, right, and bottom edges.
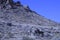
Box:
0, 0, 60, 40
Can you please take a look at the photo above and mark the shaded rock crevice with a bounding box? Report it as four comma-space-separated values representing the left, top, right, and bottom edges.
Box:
0, 0, 22, 9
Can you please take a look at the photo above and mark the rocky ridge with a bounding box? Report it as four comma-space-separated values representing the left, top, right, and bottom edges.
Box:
0, 0, 60, 40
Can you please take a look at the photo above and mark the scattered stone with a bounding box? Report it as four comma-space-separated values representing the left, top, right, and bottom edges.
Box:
7, 23, 12, 26
23, 5, 32, 12
15, 1, 21, 6
0, 0, 7, 9
0, 0, 22, 9
34, 28, 44, 37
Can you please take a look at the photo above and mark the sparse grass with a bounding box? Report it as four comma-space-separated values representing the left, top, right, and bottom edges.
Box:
22, 36, 35, 40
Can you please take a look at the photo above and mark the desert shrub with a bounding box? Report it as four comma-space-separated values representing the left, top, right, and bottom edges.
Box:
5, 32, 14, 39
0, 33, 4, 38
22, 36, 35, 40
34, 28, 44, 37
7, 23, 12, 26
8, 32, 14, 38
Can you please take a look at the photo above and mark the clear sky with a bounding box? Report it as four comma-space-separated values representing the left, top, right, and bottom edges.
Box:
14, 0, 60, 23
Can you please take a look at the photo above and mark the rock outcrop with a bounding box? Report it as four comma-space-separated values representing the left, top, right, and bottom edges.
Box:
0, 0, 60, 40
0, 0, 21, 9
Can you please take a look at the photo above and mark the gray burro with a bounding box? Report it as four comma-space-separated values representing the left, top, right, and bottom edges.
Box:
0, 0, 60, 40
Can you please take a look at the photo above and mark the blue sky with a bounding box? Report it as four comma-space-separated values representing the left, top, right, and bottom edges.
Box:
14, 0, 60, 23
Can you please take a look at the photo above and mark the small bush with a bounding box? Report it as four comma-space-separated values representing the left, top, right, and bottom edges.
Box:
22, 36, 35, 40
5, 32, 14, 39
7, 23, 12, 26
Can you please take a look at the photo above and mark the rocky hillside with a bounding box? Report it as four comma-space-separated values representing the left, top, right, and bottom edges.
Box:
0, 0, 60, 40
0, 0, 60, 26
